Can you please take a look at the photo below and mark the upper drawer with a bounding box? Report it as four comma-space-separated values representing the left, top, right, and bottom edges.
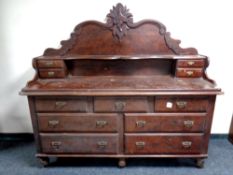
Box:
37, 60, 65, 68
94, 97, 150, 113
40, 133, 119, 154
176, 68, 203, 78
125, 113, 206, 133
38, 113, 119, 132
35, 97, 90, 112
177, 59, 205, 68
155, 96, 209, 112
38, 69, 67, 78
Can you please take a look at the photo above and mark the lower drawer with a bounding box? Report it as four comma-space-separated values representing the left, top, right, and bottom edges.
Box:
40, 133, 119, 154
38, 113, 119, 132
125, 113, 206, 133
125, 134, 204, 154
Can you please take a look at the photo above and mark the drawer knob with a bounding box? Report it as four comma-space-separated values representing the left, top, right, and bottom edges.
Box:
45, 61, 54, 66
55, 101, 67, 108
97, 141, 108, 148
47, 71, 55, 77
51, 141, 61, 150
96, 120, 108, 128
176, 101, 187, 109
135, 141, 145, 148
115, 101, 126, 111
184, 120, 194, 128
136, 120, 146, 127
48, 120, 59, 128
182, 141, 192, 149
187, 61, 195, 66
186, 70, 194, 76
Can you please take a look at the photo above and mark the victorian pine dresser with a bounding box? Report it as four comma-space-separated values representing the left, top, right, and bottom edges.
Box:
20, 3, 222, 168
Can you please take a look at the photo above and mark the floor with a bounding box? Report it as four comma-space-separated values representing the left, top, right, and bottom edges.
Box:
0, 138, 232, 175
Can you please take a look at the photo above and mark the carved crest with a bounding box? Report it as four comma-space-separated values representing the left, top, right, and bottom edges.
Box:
106, 3, 133, 41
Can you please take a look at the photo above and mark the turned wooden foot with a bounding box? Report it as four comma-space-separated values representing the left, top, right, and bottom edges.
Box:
37, 157, 49, 166
118, 158, 126, 167
196, 158, 205, 168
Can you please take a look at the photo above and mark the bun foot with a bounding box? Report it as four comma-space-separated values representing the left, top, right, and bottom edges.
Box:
196, 158, 205, 168
118, 158, 126, 167
38, 157, 49, 166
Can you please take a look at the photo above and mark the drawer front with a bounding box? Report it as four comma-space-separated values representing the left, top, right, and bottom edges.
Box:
155, 97, 208, 112
38, 113, 119, 132
177, 59, 205, 68
37, 60, 65, 68
176, 68, 203, 78
94, 97, 150, 112
38, 69, 67, 78
40, 134, 119, 154
35, 97, 89, 112
125, 113, 206, 133
125, 134, 204, 154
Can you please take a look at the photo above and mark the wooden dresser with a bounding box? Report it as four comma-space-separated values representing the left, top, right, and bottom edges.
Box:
20, 3, 222, 168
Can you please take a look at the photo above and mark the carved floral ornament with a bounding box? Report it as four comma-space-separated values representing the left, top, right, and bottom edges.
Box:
106, 3, 133, 41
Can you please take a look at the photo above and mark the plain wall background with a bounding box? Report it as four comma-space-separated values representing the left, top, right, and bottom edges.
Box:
0, 0, 232, 133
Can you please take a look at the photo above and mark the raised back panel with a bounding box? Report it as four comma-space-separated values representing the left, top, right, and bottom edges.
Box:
43, 3, 198, 57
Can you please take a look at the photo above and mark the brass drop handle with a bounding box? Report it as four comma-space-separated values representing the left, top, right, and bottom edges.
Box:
136, 120, 146, 127
51, 141, 61, 150
115, 101, 126, 111
182, 141, 192, 149
176, 101, 187, 109
184, 120, 194, 128
186, 70, 194, 76
55, 101, 67, 108
97, 141, 108, 148
96, 120, 108, 128
48, 120, 59, 128
45, 61, 54, 66
135, 141, 145, 148
187, 61, 195, 66
47, 71, 55, 77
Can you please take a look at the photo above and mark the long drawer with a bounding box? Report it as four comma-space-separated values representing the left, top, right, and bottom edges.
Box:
155, 96, 209, 112
35, 97, 90, 112
94, 97, 150, 112
38, 113, 119, 132
125, 134, 204, 154
125, 113, 206, 133
40, 133, 119, 154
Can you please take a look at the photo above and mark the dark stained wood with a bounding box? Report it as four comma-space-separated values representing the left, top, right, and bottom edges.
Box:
38, 113, 119, 132
20, 3, 221, 167
228, 114, 233, 144
125, 113, 206, 133
155, 96, 209, 112
40, 133, 119, 154
125, 133, 204, 154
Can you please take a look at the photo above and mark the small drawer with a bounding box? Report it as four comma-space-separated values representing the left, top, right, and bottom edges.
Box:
40, 133, 119, 154
155, 96, 208, 112
38, 69, 67, 78
38, 113, 119, 132
176, 68, 203, 78
94, 97, 150, 113
125, 134, 204, 154
37, 60, 65, 68
125, 113, 206, 133
35, 97, 89, 112
177, 59, 205, 68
